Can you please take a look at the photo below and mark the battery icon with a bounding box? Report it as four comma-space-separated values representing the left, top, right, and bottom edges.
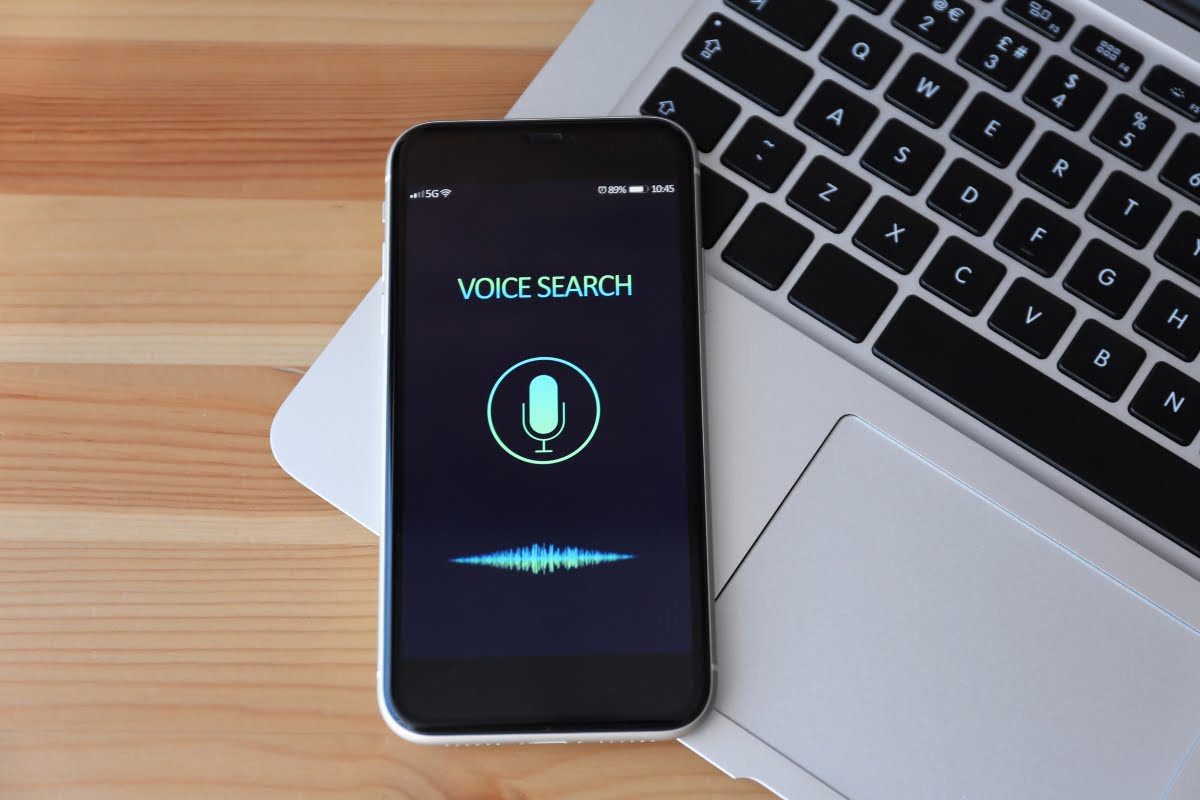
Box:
629, 185, 646, 193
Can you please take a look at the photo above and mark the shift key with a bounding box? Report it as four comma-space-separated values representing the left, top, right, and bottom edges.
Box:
684, 14, 813, 115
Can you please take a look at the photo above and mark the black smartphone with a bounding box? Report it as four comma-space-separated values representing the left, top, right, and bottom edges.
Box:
379, 118, 711, 743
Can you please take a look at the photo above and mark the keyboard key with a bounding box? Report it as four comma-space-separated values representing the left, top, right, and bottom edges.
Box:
1142, 65, 1200, 121
1091, 95, 1175, 170
1058, 320, 1146, 401
893, 0, 974, 53
995, 198, 1081, 276
820, 15, 903, 89
1064, 239, 1149, 319
1160, 133, 1200, 205
641, 68, 740, 152
1023, 55, 1107, 131
957, 18, 1040, 92
950, 92, 1035, 167
725, 0, 835, 50
920, 236, 1006, 315
721, 116, 805, 192
1130, 362, 1200, 445
885, 53, 968, 127
684, 14, 813, 115
853, 0, 893, 13
789, 245, 898, 342
875, 296, 1200, 555
1157, 211, 1200, 287
853, 196, 939, 274
699, 166, 748, 248
1134, 281, 1200, 361
1072, 24, 1143, 81
1085, 171, 1170, 249
722, 203, 814, 290
1003, 0, 1073, 41
1017, 131, 1102, 208
794, 80, 880, 155
927, 158, 1012, 235
989, 276, 1076, 357
787, 156, 872, 232
860, 118, 946, 194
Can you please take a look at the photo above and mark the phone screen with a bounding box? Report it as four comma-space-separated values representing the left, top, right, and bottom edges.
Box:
384, 120, 709, 735
399, 177, 694, 657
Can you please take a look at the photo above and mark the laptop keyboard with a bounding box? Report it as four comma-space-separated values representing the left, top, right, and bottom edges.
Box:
636, 0, 1200, 556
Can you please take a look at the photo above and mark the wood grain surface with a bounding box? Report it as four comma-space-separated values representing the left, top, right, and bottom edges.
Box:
0, 2, 771, 797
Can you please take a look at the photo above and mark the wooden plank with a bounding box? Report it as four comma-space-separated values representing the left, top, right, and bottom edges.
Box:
0, 1, 589, 47
1, 195, 377, 356
0, 364, 331, 526
0, 39, 552, 200
0, 733, 762, 799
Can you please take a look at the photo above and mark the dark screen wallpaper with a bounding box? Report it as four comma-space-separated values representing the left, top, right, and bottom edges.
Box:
396, 180, 695, 659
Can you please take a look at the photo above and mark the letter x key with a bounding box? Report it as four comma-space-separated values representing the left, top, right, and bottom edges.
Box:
853, 196, 939, 274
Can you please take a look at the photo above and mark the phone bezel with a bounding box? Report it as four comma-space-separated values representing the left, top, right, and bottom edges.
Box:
379, 118, 712, 742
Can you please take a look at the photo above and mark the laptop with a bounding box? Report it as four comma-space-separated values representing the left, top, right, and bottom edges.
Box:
271, 0, 1200, 797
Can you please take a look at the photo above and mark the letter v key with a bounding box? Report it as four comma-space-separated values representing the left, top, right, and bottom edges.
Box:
1025, 306, 1042, 324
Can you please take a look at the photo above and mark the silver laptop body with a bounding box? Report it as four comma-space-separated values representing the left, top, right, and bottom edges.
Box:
271, 1, 1200, 796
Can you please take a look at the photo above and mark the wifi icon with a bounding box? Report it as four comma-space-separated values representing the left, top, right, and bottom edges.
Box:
440, 189, 452, 198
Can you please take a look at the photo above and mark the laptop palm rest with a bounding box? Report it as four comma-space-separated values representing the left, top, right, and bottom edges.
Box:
710, 416, 1200, 800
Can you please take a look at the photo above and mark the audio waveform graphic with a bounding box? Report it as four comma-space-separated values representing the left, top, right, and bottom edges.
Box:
450, 543, 635, 575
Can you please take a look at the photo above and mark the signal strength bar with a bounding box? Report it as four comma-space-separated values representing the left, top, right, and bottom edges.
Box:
409, 190, 421, 199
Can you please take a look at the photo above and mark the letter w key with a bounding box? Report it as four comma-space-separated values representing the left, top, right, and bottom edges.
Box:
886, 54, 968, 127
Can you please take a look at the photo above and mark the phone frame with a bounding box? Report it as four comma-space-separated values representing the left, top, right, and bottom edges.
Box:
378, 118, 714, 744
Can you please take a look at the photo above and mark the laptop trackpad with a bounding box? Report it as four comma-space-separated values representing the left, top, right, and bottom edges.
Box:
715, 416, 1200, 800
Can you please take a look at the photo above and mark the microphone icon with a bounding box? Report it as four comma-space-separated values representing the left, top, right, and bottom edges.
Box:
521, 374, 567, 454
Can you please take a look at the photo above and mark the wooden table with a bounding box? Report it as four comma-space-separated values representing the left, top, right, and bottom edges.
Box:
0, 2, 770, 796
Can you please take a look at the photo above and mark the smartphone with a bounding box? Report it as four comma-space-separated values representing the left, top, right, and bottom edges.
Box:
378, 118, 712, 744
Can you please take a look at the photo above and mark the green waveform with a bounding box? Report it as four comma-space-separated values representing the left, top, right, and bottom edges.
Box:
450, 543, 636, 575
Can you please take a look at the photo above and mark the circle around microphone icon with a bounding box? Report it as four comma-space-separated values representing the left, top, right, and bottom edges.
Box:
486, 356, 600, 465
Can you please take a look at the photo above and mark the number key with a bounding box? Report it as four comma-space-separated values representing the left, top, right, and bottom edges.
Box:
1091, 94, 1176, 171
893, 0, 974, 53
1160, 133, 1200, 205
1023, 55, 1106, 131
957, 18, 1040, 92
